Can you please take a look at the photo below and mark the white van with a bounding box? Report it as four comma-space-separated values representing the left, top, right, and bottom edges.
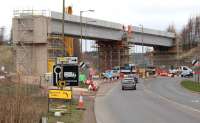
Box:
178, 66, 193, 77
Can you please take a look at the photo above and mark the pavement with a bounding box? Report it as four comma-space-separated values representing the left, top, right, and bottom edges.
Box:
81, 95, 96, 123
95, 77, 200, 123
82, 79, 118, 123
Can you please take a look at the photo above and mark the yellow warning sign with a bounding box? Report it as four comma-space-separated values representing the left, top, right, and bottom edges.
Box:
48, 90, 72, 100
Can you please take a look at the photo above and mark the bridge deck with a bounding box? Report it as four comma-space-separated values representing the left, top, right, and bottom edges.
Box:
50, 11, 175, 47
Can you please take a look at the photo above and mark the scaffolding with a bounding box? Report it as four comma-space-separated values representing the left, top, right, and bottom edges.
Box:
47, 6, 77, 72
96, 29, 133, 72
47, 34, 76, 72
13, 10, 50, 18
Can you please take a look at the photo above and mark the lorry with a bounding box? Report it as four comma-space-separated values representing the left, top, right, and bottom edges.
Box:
120, 64, 139, 83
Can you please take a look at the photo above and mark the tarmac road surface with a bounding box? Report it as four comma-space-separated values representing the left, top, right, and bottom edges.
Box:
95, 77, 200, 123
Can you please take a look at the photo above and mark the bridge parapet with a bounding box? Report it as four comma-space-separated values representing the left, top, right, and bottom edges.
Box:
51, 11, 123, 30
132, 26, 175, 38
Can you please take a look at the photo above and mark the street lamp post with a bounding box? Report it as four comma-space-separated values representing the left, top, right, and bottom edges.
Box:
139, 24, 144, 67
80, 12, 83, 58
80, 10, 95, 59
62, 0, 66, 56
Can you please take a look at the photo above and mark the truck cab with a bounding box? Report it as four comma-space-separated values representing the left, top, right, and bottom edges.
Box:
120, 64, 139, 83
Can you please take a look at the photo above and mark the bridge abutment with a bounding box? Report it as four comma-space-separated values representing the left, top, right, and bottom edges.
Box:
151, 38, 179, 68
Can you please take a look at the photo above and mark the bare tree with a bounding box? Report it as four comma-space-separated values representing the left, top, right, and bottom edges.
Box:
181, 16, 200, 50
0, 27, 5, 45
167, 24, 176, 33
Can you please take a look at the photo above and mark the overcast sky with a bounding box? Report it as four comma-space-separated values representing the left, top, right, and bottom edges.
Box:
1, 0, 200, 38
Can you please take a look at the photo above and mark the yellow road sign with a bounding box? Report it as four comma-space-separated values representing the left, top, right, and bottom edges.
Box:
48, 90, 72, 100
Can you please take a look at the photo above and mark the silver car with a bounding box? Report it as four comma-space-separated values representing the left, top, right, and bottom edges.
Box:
121, 77, 136, 90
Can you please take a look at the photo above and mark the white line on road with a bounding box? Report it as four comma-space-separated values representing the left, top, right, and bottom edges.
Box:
191, 100, 200, 103
143, 86, 200, 114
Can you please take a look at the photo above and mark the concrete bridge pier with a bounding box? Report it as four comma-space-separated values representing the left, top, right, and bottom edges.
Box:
151, 44, 179, 68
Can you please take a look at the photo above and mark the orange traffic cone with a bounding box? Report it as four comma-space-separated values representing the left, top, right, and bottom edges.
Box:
76, 92, 85, 110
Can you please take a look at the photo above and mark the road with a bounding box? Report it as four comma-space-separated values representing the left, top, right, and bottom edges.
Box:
95, 77, 200, 123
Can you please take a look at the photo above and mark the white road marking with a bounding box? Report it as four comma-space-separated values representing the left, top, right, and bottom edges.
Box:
191, 100, 200, 103
144, 86, 200, 114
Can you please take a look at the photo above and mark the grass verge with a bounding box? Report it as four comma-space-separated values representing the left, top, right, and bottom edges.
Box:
0, 79, 88, 123
181, 80, 200, 92
0, 79, 48, 123
48, 99, 88, 123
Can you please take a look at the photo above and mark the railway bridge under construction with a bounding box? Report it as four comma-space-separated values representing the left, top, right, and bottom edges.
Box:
12, 10, 176, 75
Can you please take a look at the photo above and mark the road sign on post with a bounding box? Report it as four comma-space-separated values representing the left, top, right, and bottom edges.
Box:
192, 59, 200, 66
63, 65, 79, 86
50, 57, 78, 113
79, 61, 86, 69
53, 64, 79, 86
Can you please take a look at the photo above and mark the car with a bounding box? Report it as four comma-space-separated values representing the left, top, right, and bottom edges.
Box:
102, 70, 113, 79
181, 71, 193, 78
111, 69, 120, 79
178, 66, 193, 78
121, 77, 136, 90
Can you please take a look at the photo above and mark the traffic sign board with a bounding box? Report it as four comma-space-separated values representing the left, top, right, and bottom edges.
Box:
57, 57, 78, 64
192, 59, 198, 65
79, 61, 86, 69
63, 65, 79, 86
53, 64, 79, 86
48, 90, 72, 100
68, 57, 78, 64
